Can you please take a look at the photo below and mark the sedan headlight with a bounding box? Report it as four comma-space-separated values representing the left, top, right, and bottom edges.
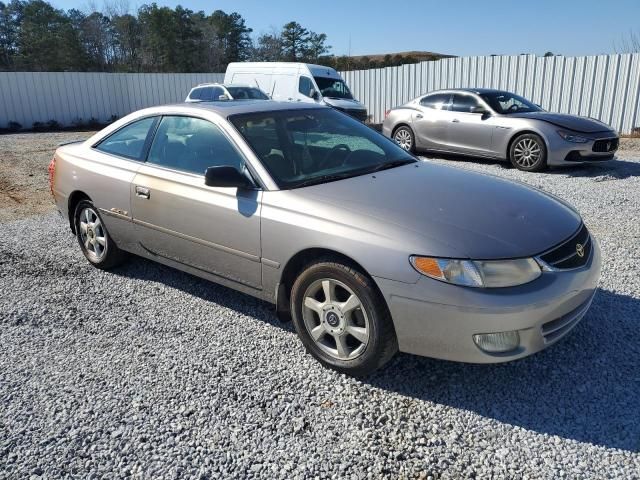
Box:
410, 256, 541, 288
557, 130, 590, 143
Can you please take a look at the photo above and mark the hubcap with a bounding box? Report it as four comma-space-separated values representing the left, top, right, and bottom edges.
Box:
513, 138, 541, 167
79, 207, 107, 261
302, 278, 370, 360
394, 129, 412, 151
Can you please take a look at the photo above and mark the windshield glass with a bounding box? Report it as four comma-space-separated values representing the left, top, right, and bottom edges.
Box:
226, 86, 269, 100
313, 77, 353, 99
479, 91, 543, 114
230, 108, 415, 189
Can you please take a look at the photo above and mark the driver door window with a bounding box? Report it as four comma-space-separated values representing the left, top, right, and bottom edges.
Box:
298, 76, 314, 98
147, 116, 245, 175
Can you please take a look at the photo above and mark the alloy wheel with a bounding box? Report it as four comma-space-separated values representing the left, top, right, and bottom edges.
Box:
78, 207, 107, 261
394, 128, 413, 151
301, 278, 370, 360
513, 138, 542, 168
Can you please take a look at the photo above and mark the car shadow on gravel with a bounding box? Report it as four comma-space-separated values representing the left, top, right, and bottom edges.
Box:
112, 256, 294, 333
364, 288, 640, 452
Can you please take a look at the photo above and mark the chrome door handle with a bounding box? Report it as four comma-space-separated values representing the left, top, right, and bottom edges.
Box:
452, 119, 460, 123
415, 113, 423, 119
135, 186, 150, 199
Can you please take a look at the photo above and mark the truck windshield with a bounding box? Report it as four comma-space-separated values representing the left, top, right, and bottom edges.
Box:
313, 77, 353, 100
230, 108, 415, 189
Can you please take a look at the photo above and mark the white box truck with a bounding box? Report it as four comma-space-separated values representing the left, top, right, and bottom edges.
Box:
224, 62, 368, 121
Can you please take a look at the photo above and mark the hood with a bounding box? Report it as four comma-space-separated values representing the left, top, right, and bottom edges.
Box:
509, 112, 613, 133
323, 97, 367, 111
293, 162, 581, 259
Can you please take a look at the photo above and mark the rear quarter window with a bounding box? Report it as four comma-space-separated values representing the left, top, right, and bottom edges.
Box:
94, 117, 157, 160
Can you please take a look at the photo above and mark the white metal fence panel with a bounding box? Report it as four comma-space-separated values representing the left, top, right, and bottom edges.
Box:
0, 72, 224, 128
1, 54, 640, 133
341, 53, 640, 133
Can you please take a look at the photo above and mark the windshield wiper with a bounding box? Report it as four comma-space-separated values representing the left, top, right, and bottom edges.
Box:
364, 158, 417, 173
289, 171, 360, 189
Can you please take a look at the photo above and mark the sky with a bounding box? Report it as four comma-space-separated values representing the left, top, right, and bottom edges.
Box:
50, 0, 640, 58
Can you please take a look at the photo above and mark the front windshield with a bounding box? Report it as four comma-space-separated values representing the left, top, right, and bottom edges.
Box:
479, 91, 543, 114
230, 108, 416, 189
313, 77, 353, 99
226, 86, 269, 100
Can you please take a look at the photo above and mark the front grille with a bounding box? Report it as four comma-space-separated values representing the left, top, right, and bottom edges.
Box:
539, 224, 591, 270
593, 138, 619, 152
336, 108, 368, 122
541, 293, 594, 343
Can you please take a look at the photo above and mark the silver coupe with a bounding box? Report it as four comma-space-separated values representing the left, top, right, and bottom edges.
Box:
50, 101, 601, 375
383, 88, 619, 171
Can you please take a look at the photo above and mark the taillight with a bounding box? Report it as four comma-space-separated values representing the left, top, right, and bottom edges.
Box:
48, 156, 56, 198
385, 110, 391, 119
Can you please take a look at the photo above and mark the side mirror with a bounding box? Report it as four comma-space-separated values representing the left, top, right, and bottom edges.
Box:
471, 106, 488, 114
218, 94, 231, 101
204, 166, 255, 189
310, 88, 319, 100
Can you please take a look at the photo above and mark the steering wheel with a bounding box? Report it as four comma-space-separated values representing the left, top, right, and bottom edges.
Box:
508, 104, 520, 113
319, 144, 351, 170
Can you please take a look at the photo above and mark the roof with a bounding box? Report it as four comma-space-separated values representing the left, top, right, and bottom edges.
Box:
182, 100, 329, 116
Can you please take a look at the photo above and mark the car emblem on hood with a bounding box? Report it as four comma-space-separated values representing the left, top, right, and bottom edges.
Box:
576, 243, 585, 258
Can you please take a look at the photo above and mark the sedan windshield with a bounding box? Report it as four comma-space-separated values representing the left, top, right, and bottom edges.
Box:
313, 77, 353, 99
479, 91, 543, 114
226, 86, 269, 100
230, 108, 416, 189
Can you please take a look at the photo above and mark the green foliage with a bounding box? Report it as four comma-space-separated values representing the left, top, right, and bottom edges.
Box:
8, 120, 22, 131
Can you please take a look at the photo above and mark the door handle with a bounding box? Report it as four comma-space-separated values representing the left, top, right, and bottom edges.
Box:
416, 113, 423, 119
452, 119, 460, 123
135, 186, 150, 199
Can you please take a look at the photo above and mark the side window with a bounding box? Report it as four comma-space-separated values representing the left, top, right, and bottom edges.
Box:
189, 88, 203, 100
419, 93, 451, 110
451, 94, 481, 113
147, 116, 245, 175
298, 76, 314, 97
95, 117, 156, 160
201, 86, 225, 101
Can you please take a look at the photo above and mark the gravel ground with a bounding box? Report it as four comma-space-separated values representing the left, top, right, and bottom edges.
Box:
1, 133, 639, 478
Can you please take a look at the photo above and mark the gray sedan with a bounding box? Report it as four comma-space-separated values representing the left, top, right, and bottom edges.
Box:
50, 101, 600, 375
383, 88, 619, 171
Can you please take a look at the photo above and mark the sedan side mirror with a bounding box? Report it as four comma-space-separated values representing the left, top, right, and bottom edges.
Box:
218, 94, 231, 101
204, 166, 255, 189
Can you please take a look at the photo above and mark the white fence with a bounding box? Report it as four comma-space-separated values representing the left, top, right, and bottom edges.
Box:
342, 53, 640, 133
0, 72, 224, 128
1, 53, 640, 133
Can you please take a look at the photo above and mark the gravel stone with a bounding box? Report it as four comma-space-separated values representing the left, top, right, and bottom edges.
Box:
0, 135, 639, 478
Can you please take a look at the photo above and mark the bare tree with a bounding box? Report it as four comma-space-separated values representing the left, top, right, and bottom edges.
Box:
615, 30, 640, 53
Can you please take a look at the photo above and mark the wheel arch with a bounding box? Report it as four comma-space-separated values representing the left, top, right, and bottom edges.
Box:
275, 247, 386, 322
506, 129, 549, 160
67, 190, 92, 234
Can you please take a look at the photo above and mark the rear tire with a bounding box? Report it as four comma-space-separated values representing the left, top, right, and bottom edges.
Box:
74, 200, 126, 270
290, 259, 398, 376
393, 125, 416, 153
509, 133, 547, 172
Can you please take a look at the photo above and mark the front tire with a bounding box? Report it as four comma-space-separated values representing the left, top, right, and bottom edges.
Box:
393, 125, 416, 153
74, 200, 126, 269
509, 133, 547, 172
290, 260, 398, 376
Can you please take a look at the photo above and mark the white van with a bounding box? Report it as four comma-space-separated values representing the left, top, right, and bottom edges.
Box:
224, 62, 368, 122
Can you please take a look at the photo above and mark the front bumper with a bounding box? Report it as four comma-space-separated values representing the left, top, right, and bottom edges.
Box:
547, 134, 618, 166
374, 239, 601, 363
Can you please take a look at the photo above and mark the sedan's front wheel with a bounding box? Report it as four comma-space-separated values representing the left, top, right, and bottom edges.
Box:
509, 133, 547, 172
393, 126, 415, 153
290, 260, 398, 376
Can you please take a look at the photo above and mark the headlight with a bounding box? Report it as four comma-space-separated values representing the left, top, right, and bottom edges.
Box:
557, 130, 589, 143
410, 256, 541, 288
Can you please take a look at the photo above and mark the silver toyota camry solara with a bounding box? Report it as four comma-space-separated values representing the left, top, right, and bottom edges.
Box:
50, 101, 601, 376
383, 88, 619, 172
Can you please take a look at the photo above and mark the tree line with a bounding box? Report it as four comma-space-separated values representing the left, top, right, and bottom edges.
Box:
0, 0, 338, 72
